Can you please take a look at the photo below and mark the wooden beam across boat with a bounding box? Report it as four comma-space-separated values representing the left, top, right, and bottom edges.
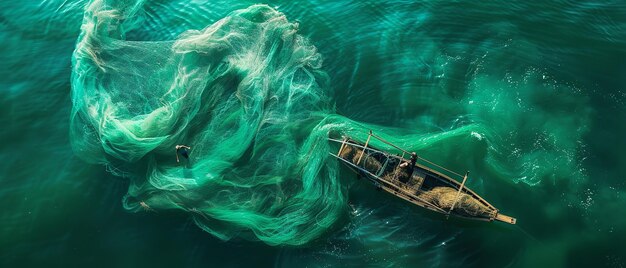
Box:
356, 131, 372, 165
337, 137, 348, 156
448, 171, 469, 215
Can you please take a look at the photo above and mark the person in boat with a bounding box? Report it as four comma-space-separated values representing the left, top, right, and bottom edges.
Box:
175, 145, 191, 163
398, 152, 417, 183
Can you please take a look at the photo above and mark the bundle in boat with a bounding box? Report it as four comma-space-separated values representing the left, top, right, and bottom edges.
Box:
418, 187, 495, 218
339, 145, 383, 172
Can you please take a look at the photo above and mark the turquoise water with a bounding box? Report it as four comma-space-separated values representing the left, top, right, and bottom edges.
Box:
1, 0, 625, 266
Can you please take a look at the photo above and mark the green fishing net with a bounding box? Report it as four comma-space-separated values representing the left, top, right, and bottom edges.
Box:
69, 0, 587, 246
70, 0, 346, 245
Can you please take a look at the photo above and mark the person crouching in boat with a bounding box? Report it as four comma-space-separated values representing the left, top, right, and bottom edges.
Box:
398, 152, 417, 183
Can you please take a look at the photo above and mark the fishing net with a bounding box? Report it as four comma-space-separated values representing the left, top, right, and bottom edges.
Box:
419, 187, 494, 218
69, 0, 520, 246
70, 0, 346, 245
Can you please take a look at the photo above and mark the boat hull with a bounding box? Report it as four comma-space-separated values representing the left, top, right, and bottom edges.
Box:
330, 136, 516, 225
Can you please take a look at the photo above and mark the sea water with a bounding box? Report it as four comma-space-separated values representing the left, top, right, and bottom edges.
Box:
1, 0, 625, 267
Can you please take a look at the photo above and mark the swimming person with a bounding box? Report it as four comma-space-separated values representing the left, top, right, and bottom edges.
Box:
175, 145, 191, 163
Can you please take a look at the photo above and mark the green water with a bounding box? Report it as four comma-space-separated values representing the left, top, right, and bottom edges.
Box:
1, 0, 625, 267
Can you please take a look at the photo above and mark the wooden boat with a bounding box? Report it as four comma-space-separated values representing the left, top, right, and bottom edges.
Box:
329, 131, 516, 225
